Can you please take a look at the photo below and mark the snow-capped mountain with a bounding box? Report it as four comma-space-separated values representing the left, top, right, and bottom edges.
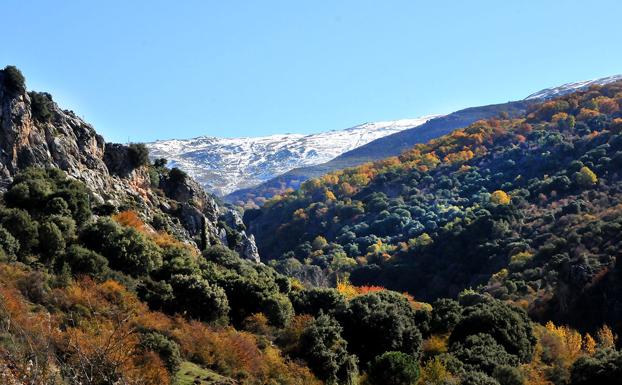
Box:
146, 116, 439, 196
147, 74, 621, 198
525, 74, 622, 100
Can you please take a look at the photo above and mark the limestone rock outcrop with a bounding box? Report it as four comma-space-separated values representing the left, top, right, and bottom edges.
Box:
0, 70, 260, 261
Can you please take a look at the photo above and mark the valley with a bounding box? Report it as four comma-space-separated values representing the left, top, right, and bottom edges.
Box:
1, 65, 622, 385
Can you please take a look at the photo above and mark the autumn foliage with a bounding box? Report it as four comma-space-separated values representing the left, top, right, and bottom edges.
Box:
0, 263, 320, 385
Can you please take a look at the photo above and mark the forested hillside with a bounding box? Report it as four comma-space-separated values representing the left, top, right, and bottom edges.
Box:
227, 75, 621, 208
227, 101, 532, 207
247, 81, 622, 339
3, 65, 622, 385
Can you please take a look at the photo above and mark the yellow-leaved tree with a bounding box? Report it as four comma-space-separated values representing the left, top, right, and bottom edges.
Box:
575, 166, 598, 187
490, 190, 511, 205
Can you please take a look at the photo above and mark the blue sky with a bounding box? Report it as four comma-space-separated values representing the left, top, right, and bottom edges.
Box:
2, 1, 621, 143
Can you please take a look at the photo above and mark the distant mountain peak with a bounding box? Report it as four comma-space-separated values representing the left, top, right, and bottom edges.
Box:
145, 115, 440, 196
525, 74, 622, 100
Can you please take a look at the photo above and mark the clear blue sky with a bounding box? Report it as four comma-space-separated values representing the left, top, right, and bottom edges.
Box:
2, 1, 621, 143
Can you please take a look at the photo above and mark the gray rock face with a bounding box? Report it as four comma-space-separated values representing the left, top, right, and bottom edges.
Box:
219, 208, 259, 262
0, 73, 260, 262
237, 233, 260, 263
0, 85, 108, 183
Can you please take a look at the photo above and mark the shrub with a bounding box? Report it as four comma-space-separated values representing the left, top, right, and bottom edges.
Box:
139, 331, 182, 374
2, 65, 26, 94
490, 190, 511, 205
3, 182, 33, 209
462, 371, 500, 385
290, 288, 347, 317
299, 314, 358, 384
29, 91, 54, 122
45, 197, 71, 216
0, 208, 39, 259
169, 274, 229, 323
4, 168, 91, 223
368, 351, 420, 385
570, 348, 622, 385
65, 244, 108, 276
48, 215, 77, 242
263, 293, 294, 328
136, 278, 174, 310
154, 245, 199, 281
81, 218, 162, 276
168, 167, 187, 185
112, 210, 146, 232
128, 143, 150, 168
0, 225, 20, 260
430, 298, 462, 334
492, 365, 524, 385
16, 270, 50, 304
202, 244, 240, 267
418, 356, 457, 385
449, 300, 536, 363
574, 166, 598, 187
148, 166, 160, 187
450, 333, 518, 374
338, 290, 423, 364
53, 179, 92, 223
38, 220, 66, 262
243, 313, 272, 335
153, 158, 167, 168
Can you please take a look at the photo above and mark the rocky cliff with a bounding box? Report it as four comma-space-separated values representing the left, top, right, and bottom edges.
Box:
0, 68, 259, 262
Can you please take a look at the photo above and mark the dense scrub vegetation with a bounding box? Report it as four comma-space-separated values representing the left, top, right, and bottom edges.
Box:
0, 167, 323, 384
3, 169, 611, 385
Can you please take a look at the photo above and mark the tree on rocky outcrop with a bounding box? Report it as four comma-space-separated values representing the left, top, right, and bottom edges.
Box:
128, 143, 150, 168
29, 91, 54, 122
1, 65, 26, 94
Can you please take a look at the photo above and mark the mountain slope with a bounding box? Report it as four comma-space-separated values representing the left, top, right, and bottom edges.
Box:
226, 100, 533, 205
0, 66, 327, 385
0, 67, 260, 261
246, 79, 622, 334
227, 74, 622, 206
525, 73, 622, 100
146, 116, 437, 196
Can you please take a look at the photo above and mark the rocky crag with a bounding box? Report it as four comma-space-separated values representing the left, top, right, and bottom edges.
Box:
0, 69, 259, 261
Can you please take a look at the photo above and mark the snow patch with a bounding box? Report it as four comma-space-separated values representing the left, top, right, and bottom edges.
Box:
525, 74, 622, 100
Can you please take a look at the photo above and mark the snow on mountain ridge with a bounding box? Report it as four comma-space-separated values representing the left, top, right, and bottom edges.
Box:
525, 74, 622, 100
146, 116, 439, 196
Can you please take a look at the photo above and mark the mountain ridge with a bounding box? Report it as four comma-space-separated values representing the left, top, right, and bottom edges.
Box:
525, 73, 622, 100
146, 116, 438, 196
226, 74, 622, 206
